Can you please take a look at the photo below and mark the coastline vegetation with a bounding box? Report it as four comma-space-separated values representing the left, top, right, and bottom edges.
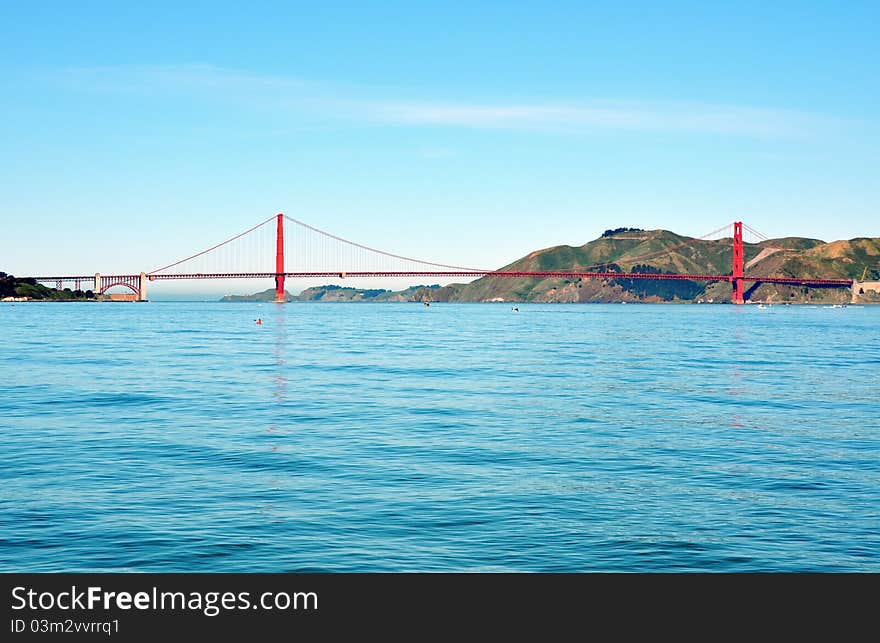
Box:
0, 272, 94, 301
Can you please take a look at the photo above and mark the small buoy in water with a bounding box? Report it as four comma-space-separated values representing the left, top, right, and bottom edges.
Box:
255, 318, 262, 325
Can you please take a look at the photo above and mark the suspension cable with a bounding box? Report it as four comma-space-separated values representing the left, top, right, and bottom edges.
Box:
148, 215, 277, 274
283, 215, 489, 273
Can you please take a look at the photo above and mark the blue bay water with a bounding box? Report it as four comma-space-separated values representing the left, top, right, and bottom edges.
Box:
1, 301, 878, 572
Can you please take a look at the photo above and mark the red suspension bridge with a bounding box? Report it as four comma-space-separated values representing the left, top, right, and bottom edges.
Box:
25, 214, 854, 303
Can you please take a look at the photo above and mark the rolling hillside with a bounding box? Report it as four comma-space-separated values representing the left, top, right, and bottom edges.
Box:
435, 230, 880, 304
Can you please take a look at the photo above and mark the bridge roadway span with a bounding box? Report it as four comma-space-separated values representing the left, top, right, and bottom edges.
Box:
28, 271, 854, 287
148, 271, 854, 286
21, 219, 855, 303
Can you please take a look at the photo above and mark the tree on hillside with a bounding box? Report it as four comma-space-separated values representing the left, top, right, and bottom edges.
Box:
602, 227, 645, 238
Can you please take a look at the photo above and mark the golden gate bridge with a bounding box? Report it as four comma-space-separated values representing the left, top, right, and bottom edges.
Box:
24, 214, 854, 303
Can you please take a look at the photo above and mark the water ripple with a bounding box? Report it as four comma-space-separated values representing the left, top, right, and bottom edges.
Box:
0, 301, 878, 571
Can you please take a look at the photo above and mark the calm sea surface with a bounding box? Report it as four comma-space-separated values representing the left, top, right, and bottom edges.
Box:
1, 301, 878, 572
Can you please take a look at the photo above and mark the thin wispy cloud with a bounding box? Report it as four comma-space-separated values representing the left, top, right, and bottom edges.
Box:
51, 64, 836, 138
366, 101, 823, 137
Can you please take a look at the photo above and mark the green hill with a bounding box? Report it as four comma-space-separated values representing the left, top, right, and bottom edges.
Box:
221, 284, 443, 302
220, 287, 294, 302
434, 231, 880, 304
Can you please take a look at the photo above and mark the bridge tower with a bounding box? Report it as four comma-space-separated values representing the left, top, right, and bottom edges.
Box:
274, 213, 286, 302
732, 221, 744, 304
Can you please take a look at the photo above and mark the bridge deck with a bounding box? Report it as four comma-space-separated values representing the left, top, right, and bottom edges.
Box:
27, 271, 853, 287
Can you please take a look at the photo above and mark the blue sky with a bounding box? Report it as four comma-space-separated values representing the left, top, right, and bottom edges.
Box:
2, 1, 878, 295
